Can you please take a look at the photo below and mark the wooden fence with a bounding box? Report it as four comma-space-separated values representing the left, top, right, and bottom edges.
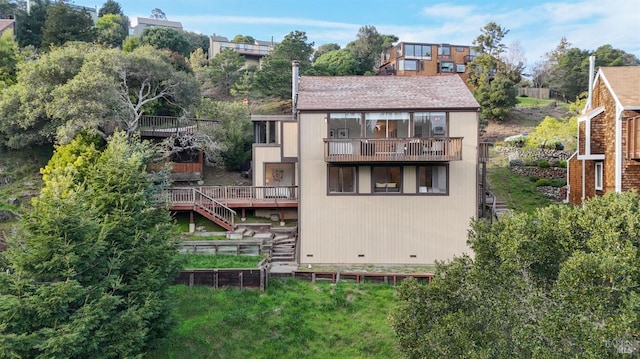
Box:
290, 270, 433, 285
518, 88, 550, 99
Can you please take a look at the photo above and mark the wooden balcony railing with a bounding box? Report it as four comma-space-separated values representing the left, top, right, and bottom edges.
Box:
324, 137, 463, 162
160, 186, 299, 206
139, 115, 218, 137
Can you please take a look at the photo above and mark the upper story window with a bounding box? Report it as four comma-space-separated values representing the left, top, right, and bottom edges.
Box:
595, 162, 603, 190
365, 112, 410, 138
329, 113, 360, 139
625, 116, 640, 160
404, 44, 432, 59
400, 59, 419, 71
455, 46, 465, 52
254, 121, 277, 144
414, 112, 447, 137
438, 46, 451, 56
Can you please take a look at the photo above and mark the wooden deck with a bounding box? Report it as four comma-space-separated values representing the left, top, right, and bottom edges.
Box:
324, 137, 463, 163
159, 186, 299, 230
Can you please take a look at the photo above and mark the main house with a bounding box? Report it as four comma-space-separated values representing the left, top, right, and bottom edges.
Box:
253, 63, 481, 265
377, 41, 476, 82
567, 65, 640, 205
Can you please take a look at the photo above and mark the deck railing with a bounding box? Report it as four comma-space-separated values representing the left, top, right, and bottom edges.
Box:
139, 115, 218, 136
194, 189, 236, 229
324, 137, 463, 162
162, 186, 299, 206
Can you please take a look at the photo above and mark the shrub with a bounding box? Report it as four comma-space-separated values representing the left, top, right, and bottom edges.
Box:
508, 158, 524, 167
534, 178, 566, 187
538, 160, 551, 168
534, 178, 552, 187
558, 160, 567, 168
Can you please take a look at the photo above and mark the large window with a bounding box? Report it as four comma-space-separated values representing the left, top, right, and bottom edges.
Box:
595, 162, 603, 190
417, 164, 448, 194
404, 44, 432, 58
414, 112, 447, 137
400, 59, 419, 71
372, 166, 402, 193
329, 113, 360, 139
328, 166, 356, 193
438, 46, 451, 56
365, 112, 410, 138
440, 62, 454, 73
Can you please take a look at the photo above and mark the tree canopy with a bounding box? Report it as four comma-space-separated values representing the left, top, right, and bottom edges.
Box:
346, 25, 397, 74
94, 13, 128, 48
41, 1, 94, 47
393, 191, 640, 358
139, 27, 190, 56
0, 131, 180, 358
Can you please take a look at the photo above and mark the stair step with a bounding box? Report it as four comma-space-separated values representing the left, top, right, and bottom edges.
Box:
253, 233, 274, 240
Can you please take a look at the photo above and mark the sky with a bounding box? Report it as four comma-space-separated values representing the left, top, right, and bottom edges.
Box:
74, 0, 640, 71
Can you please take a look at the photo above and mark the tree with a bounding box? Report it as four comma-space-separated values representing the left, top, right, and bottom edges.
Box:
197, 99, 252, 170
468, 22, 518, 122
15, 0, 48, 48
183, 30, 210, 54
209, 48, 246, 98
95, 13, 128, 48
41, 1, 94, 47
346, 25, 397, 74
139, 27, 190, 56
98, 0, 123, 16
122, 34, 139, 52
311, 48, 359, 75
313, 43, 340, 62
254, 30, 314, 99
0, 131, 180, 358
231, 34, 255, 44
0, 0, 20, 18
0, 31, 18, 87
392, 191, 640, 358
150, 7, 166, 20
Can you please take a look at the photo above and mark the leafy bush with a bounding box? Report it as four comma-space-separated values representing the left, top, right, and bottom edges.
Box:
538, 160, 551, 168
534, 178, 566, 187
558, 160, 567, 168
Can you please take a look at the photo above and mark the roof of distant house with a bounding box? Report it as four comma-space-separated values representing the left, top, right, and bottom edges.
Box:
297, 75, 480, 111
599, 66, 640, 107
0, 19, 15, 33
133, 17, 182, 29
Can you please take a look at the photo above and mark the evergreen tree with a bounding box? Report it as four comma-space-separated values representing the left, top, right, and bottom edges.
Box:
41, 1, 94, 47
15, 0, 49, 48
0, 132, 180, 358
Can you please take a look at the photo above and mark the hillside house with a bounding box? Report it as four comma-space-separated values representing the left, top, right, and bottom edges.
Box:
567, 65, 640, 205
209, 35, 275, 69
130, 17, 183, 36
377, 41, 476, 82
286, 64, 481, 265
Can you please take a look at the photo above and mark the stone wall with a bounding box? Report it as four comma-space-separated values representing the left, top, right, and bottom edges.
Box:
495, 146, 572, 161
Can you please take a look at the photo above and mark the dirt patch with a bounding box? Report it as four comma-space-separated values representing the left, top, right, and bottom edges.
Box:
481, 104, 571, 143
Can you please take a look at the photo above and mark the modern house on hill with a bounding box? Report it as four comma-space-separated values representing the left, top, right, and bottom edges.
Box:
284, 64, 481, 265
377, 41, 476, 82
567, 64, 640, 205
131, 17, 183, 36
209, 35, 275, 68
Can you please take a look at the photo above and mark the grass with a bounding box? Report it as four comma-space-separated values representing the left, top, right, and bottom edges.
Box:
178, 254, 262, 269
516, 96, 570, 109
172, 212, 227, 233
487, 150, 561, 214
147, 279, 401, 359
180, 234, 228, 241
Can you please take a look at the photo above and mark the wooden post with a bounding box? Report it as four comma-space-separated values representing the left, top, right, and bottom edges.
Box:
239, 272, 244, 291
189, 211, 195, 233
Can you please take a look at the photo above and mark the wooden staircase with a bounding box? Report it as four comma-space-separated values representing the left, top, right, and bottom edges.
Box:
192, 189, 236, 231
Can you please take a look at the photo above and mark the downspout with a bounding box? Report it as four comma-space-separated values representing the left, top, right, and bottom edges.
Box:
292, 61, 299, 120
615, 106, 623, 192
585, 56, 595, 111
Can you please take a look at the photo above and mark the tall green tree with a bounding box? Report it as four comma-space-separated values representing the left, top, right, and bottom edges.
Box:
183, 30, 210, 54
94, 13, 128, 48
0, 131, 180, 358
41, 1, 94, 47
209, 48, 245, 98
311, 48, 359, 75
393, 191, 640, 358
231, 34, 255, 44
98, 0, 129, 45
15, 0, 48, 48
254, 30, 314, 99
139, 26, 190, 56
98, 0, 123, 16
468, 22, 518, 122
346, 25, 397, 75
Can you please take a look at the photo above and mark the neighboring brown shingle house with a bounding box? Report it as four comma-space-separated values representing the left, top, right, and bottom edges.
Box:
567, 65, 640, 205
0, 19, 15, 37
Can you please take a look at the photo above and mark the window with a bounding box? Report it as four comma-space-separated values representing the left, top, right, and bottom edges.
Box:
254, 121, 277, 144
456, 64, 466, 73
404, 59, 418, 71
455, 46, 465, 52
414, 112, 447, 137
372, 166, 402, 193
329, 113, 360, 139
404, 44, 432, 58
595, 162, 603, 190
439, 62, 454, 73
417, 165, 448, 194
365, 112, 410, 138
438, 46, 451, 56
328, 166, 356, 193
625, 116, 640, 159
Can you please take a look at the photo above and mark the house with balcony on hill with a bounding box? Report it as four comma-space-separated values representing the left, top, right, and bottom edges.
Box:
209, 35, 275, 69
377, 42, 476, 82
567, 64, 640, 205
292, 66, 481, 265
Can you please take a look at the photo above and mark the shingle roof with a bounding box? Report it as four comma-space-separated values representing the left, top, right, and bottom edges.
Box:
0, 19, 15, 34
599, 66, 640, 107
134, 17, 182, 29
297, 75, 479, 111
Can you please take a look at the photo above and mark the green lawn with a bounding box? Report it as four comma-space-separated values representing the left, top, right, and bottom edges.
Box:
147, 279, 401, 359
179, 254, 262, 269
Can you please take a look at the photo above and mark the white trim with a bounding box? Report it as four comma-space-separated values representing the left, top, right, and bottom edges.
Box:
595, 161, 603, 191
615, 105, 623, 192
577, 154, 605, 160
577, 106, 604, 122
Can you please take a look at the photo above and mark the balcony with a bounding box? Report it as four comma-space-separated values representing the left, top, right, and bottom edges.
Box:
324, 138, 463, 163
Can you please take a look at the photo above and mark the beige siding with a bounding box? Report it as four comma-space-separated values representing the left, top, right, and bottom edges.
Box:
282, 122, 298, 158
252, 145, 281, 187
299, 111, 478, 265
